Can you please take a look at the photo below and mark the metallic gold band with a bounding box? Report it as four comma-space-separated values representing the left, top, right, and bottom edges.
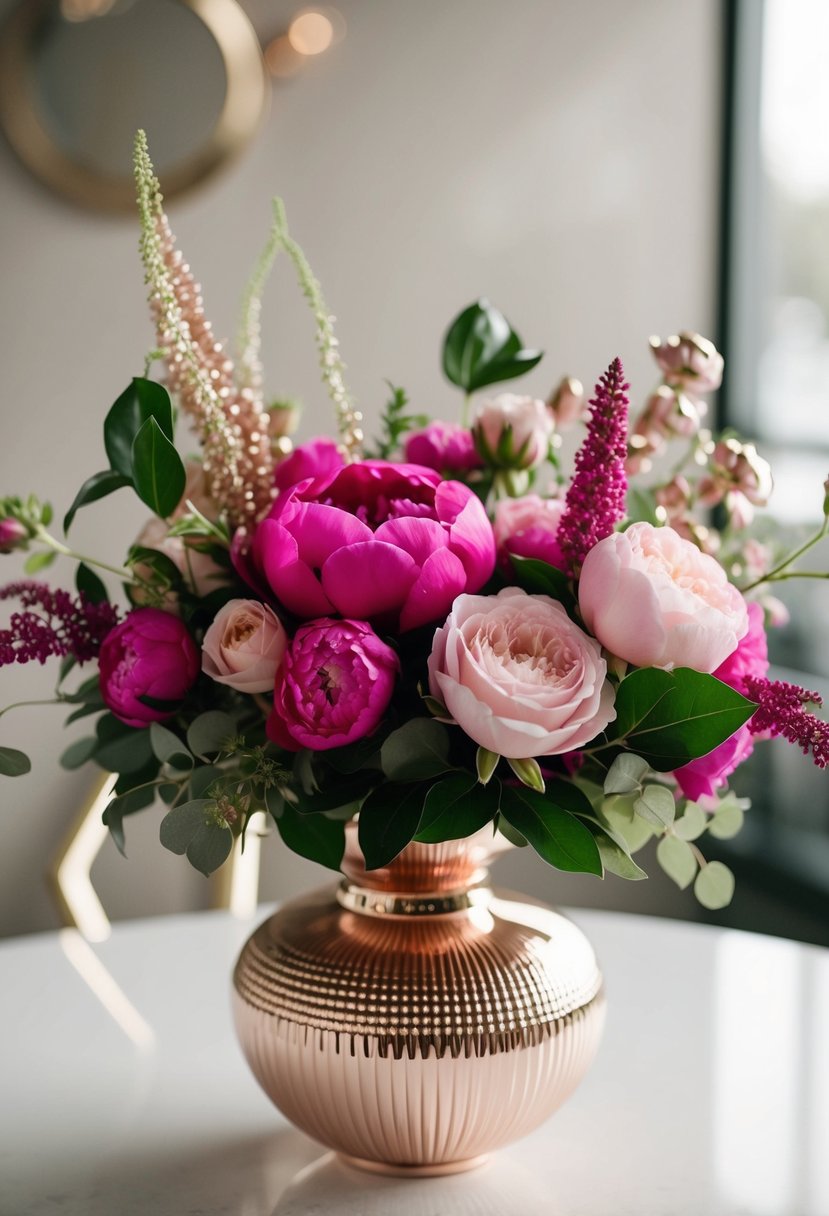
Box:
336, 881, 493, 918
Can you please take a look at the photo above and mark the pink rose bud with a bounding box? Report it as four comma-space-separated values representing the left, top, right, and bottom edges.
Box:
268, 618, 399, 751
649, 332, 724, 392
579, 522, 749, 673
98, 608, 200, 728
472, 393, 555, 470
202, 599, 287, 693
0, 518, 28, 553
493, 494, 567, 570
404, 422, 482, 473
547, 377, 585, 428
428, 587, 616, 760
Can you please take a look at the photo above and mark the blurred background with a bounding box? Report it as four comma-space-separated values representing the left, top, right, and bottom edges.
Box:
0, 0, 826, 943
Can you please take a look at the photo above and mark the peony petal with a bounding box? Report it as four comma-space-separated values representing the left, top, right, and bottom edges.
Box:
258, 519, 335, 618
288, 502, 373, 563
399, 548, 468, 632
437, 483, 496, 590
322, 541, 417, 620
375, 516, 448, 565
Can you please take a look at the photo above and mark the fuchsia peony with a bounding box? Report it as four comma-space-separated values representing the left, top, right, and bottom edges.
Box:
268, 618, 398, 751
246, 461, 496, 633
202, 599, 287, 693
493, 495, 566, 570
428, 588, 616, 760
674, 602, 768, 800
579, 522, 749, 673
274, 437, 345, 494
98, 608, 200, 728
404, 422, 482, 474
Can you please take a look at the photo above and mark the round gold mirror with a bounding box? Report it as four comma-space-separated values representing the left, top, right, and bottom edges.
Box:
0, 0, 267, 211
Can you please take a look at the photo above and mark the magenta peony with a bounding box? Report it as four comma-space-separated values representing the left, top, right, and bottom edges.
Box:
202, 599, 287, 694
274, 437, 345, 494
268, 618, 398, 751
404, 422, 482, 474
428, 588, 615, 760
674, 602, 769, 800
579, 522, 748, 673
493, 494, 567, 570
247, 461, 496, 633
98, 608, 200, 728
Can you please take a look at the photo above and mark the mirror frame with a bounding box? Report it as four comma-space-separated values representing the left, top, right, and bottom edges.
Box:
0, 0, 268, 211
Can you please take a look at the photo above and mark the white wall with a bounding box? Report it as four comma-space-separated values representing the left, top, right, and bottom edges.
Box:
0, 0, 723, 936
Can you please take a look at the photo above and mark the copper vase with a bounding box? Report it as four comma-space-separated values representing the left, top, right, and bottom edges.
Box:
232, 826, 605, 1175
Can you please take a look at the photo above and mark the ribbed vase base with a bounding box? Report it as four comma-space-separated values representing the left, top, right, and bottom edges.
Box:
338, 1152, 490, 1178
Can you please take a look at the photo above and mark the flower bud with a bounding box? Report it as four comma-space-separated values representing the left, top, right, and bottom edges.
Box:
472, 393, 555, 470
547, 377, 585, 428
0, 518, 29, 554
649, 332, 724, 392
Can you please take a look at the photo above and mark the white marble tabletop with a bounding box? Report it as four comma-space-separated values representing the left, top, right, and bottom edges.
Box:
1, 901, 827, 1216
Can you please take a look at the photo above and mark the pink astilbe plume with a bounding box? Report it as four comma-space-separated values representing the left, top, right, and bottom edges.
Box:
556, 357, 629, 575
744, 675, 829, 768
0, 582, 119, 668
134, 132, 275, 528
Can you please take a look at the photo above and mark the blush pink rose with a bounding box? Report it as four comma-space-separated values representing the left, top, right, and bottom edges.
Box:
673, 601, 768, 800
428, 588, 616, 759
98, 608, 200, 728
578, 522, 748, 673
202, 599, 287, 694
493, 495, 567, 570
267, 618, 398, 751
473, 394, 555, 470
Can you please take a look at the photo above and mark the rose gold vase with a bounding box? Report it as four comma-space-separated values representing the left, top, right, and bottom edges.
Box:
232, 826, 605, 1175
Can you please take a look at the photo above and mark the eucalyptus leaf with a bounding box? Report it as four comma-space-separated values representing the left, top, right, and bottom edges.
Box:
380, 719, 451, 782
656, 835, 698, 890
604, 753, 650, 796
499, 785, 602, 875
63, 469, 131, 534
708, 800, 746, 840
103, 784, 157, 856
149, 722, 192, 769
600, 795, 657, 853
186, 821, 233, 876
694, 860, 735, 909
276, 804, 347, 871
159, 799, 211, 855
442, 299, 543, 393
633, 783, 676, 828
104, 378, 174, 478
612, 667, 756, 771
186, 711, 237, 759
0, 746, 31, 777
674, 801, 708, 841
93, 720, 154, 774
358, 782, 427, 869
131, 416, 186, 519
189, 765, 222, 800
415, 773, 500, 843
60, 736, 97, 771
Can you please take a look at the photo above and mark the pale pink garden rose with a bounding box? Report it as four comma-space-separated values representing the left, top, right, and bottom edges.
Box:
472, 393, 555, 470
202, 599, 287, 693
578, 522, 749, 673
493, 494, 567, 570
428, 587, 616, 760
649, 332, 724, 392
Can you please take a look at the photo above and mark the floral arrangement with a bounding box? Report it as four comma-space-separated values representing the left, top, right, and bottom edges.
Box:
2, 132, 827, 911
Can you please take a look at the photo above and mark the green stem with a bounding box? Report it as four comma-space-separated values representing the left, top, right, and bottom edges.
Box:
35, 527, 135, 583
0, 697, 64, 719
461, 392, 472, 427
741, 517, 829, 593
763, 570, 829, 582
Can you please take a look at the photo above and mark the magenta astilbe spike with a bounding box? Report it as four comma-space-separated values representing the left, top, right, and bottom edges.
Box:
744, 675, 829, 768
0, 582, 119, 668
556, 357, 629, 575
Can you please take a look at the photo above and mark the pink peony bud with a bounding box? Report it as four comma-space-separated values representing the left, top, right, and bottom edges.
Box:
267, 618, 399, 751
404, 422, 482, 473
547, 377, 585, 428
649, 332, 724, 392
98, 608, 200, 728
202, 599, 287, 693
0, 518, 28, 554
472, 394, 555, 470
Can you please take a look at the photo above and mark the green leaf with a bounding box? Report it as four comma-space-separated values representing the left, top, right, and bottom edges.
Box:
126, 545, 185, 588
612, 668, 757, 771
499, 785, 603, 875
586, 821, 648, 880
103, 784, 157, 856
604, 753, 650, 796
275, 803, 347, 871
186, 821, 233, 876
625, 487, 660, 526
600, 794, 657, 852
65, 700, 105, 725
0, 746, 31, 777
60, 736, 97, 770
75, 562, 108, 604
324, 731, 385, 774
149, 722, 192, 768
694, 860, 735, 909
104, 378, 174, 478
496, 815, 528, 847
186, 711, 237, 759
633, 783, 676, 828
674, 801, 708, 841
442, 299, 543, 392
656, 835, 698, 890
93, 717, 154, 774
159, 799, 211, 854
131, 416, 186, 519
63, 469, 131, 533
415, 773, 500, 843
510, 555, 573, 603
380, 719, 451, 782
291, 774, 376, 814
189, 765, 222, 799
708, 799, 746, 840
358, 782, 427, 869
24, 550, 56, 575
